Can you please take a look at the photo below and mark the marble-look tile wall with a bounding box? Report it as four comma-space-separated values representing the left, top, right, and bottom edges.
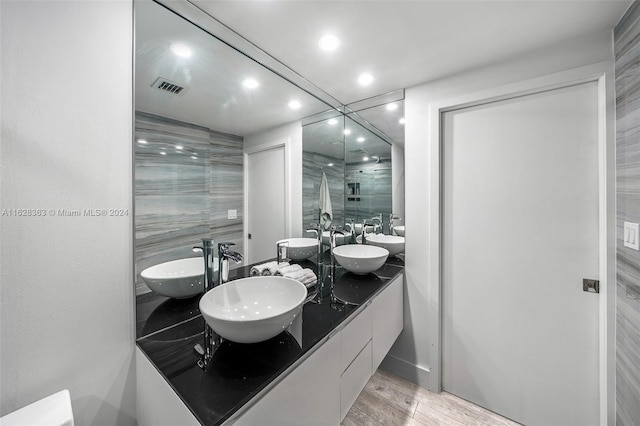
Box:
135, 112, 244, 294
614, 3, 640, 424
345, 160, 392, 233
302, 151, 345, 232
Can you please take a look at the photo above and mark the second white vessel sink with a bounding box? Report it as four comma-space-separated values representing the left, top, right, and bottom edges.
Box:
332, 244, 389, 275
393, 226, 405, 236
199, 276, 307, 344
140, 257, 218, 299
366, 234, 405, 257
277, 238, 318, 260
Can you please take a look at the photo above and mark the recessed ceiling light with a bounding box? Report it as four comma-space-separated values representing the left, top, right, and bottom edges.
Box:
363, 156, 369, 162
191, 156, 198, 160
170, 43, 192, 58
386, 103, 398, 111
357, 136, 365, 143
319, 34, 340, 51
160, 151, 167, 156
176, 145, 183, 150
399, 117, 405, 124
328, 118, 338, 125
328, 163, 334, 167
358, 73, 374, 86
288, 100, 301, 109
343, 129, 351, 135
137, 139, 148, 144
242, 78, 259, 89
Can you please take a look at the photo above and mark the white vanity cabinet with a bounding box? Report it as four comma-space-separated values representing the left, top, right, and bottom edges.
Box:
235, 274, 404, 425
372, 274, 404, 371
233, 333, 341, 426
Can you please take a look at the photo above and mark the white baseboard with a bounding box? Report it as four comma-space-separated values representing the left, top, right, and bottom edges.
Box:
378, 353, 431, 390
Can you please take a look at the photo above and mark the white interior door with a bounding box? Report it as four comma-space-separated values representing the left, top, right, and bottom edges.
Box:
246, 146, 286, 264
442, 81, 600, 425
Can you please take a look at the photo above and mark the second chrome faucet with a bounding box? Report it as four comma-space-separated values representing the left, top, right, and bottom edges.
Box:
193, 238, 243, 370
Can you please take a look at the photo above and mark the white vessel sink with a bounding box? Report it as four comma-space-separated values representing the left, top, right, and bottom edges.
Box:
141, 257, 218, 299
200, 276, 307, 344
332, 244, 389, 275
366, 234, 405, 257
277, 237, 318, 260
393, 226, 405, 236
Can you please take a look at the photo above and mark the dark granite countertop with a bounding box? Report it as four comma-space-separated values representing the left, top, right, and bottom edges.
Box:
136, 253, 404, 426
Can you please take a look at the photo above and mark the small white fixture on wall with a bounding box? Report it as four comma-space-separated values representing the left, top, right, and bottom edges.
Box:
624, 221, 639, 250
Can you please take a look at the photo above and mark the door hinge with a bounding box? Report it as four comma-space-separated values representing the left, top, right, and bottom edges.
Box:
583, 279, 599, 294
248, 233, 252, 240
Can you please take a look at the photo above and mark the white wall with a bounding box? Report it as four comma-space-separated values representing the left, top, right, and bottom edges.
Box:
391, 143, 405, 225
0, 1, 135, 424
244, 121, 304, 238
386, 30, 614, 388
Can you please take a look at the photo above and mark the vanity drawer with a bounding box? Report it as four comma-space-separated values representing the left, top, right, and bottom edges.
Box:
340, 340, 372, 420
340, 303, 372, 373
372, 275, 404, 370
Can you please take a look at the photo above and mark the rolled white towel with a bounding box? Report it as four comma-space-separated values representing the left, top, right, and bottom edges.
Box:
274, 264, 303, 276
283, 268, 318, 288
266, 262, 290, 276
250, 261, 278, 276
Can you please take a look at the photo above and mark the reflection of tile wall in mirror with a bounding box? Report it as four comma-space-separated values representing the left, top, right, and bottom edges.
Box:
345, 161, 392, 233
302, 151, 345, 232
135, 112, 243, 295
343, 113, 394, 234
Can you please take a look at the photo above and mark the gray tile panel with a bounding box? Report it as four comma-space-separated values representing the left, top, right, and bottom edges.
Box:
135, 112, 243, 294
614, 3, 640, 424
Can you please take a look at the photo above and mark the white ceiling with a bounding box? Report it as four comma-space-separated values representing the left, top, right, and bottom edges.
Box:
136, 0, 333, 137
190, 0, 632, 104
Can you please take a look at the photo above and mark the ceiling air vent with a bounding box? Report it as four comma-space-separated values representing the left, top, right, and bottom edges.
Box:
151, 77, 189, 96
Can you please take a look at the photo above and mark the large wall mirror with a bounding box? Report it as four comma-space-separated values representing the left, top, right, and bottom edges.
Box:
134, 0, 404, 330
134, 0, 335, 296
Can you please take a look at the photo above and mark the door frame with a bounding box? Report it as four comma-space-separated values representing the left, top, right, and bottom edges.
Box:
426, 62, 616, 425
244, 139, 291, 264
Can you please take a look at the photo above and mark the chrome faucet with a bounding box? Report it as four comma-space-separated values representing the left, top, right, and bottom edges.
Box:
192, 239, 242, 370
361, 220, 375, 244
192, 238, 218, 370
329, 226, 349, 280
193, 238, 216, 293
276, 240, 290, 264
371, 213, 383, 234
345, 218, 356, 244
217, 242, 243, 286
389, 214, 401, 236
306, 223, 323, 263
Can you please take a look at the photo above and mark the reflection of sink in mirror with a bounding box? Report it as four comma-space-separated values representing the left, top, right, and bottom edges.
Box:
332, 273, 384, 305
351, 223, 377, 236
394, 226, 405, 237
199, 276, 307, 343
141, 257, 217, 299
332, 244, 389, 275
321, 231, 348, 246
277, 238, 318, 260
366, 234, 405, 257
